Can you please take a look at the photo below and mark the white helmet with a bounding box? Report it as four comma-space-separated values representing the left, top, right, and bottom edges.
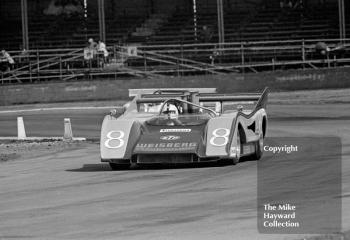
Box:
163, 104, 178, 118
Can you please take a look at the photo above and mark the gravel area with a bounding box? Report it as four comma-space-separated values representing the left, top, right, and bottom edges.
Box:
0, 140, 90, 162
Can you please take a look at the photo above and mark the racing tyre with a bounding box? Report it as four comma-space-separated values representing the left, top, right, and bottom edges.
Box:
253, 133, 264, 160
232, 130, 241, 165
109, 163, 130, 170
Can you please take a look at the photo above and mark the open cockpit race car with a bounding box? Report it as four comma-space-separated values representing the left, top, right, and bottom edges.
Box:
100, 88, 268, 170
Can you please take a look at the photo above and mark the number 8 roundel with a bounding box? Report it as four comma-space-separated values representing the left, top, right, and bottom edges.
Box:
210, 128, 230, 146
104, 131, 125, 149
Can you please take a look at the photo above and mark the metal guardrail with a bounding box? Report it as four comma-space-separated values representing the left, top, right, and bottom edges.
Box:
1, 38, 350, 84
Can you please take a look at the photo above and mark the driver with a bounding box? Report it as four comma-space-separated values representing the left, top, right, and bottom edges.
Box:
162, 104, 179, 119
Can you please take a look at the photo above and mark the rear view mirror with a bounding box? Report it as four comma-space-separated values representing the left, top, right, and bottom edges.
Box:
237, 105, 243, 112
110, 107, 126, 116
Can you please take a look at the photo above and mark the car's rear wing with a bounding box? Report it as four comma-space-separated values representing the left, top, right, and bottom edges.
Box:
134, 87, 268, 114
198, 87, 269, 110
129, 88, 216, 97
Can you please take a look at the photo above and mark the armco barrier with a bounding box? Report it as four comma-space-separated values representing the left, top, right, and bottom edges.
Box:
1, 67, 350, 105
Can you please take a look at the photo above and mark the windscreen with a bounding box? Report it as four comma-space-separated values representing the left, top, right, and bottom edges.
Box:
146, 114, 211, 126
138, 103, 163, 113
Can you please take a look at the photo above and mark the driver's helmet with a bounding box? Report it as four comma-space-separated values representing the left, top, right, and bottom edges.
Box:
162, 104, 179, 119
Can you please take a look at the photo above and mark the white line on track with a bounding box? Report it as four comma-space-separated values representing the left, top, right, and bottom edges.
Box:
0, 106, 118, 114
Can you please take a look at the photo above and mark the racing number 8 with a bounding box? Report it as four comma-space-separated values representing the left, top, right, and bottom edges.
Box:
105, 131, 125, 149
210, 128, 230, 147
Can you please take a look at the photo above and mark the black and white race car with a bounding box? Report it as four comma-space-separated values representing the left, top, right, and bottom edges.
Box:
100, 88, 268, 170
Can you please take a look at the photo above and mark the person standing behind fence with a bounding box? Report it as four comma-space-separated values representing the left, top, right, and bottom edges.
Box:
88, 38, 98, 58
88, 38, 97, 51
0, 50, 15, 71
97, 40, 109, 64
199, 25, 213, 43
83, 38, 97, 67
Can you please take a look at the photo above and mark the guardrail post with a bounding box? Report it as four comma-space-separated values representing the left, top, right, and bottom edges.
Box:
36, 49, 39, 71
327, 52, 330, 68
177, 58, 180, 77
241, 42, 245, 73
113, 45, 116, 63
29, 62, 32, 83
59, 56, 62, 80
143, 52, 147, 72
302, 39, 305, 69
180, 44, 184, 76
36, 49, 40, 80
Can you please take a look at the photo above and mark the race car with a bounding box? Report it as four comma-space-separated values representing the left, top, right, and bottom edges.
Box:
100, 88, 268, 170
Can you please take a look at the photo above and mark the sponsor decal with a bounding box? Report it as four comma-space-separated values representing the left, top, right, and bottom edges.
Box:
135, 142, 197, 152
104, 131, 125, 149
160, 129, 191, 133
160, 135, 181, 141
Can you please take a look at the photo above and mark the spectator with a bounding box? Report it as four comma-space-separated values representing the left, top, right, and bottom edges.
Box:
88, 38, 97, 50
315, 41, 330, 60
280, 0, 293, 9
315, 42, 330, 55
44, 0, 63, 15
83, 38, 97, 68
0, 50, 15, 71
44, 0, 83, 16
63, 0, 83, 16
88, 38, 97, 58
18, 48, 29, 65
199, 25, 213, 43
210, 47, 220, 65
293, 0, 304, 9
97, 40, 109, 64
280, 0, 285, 9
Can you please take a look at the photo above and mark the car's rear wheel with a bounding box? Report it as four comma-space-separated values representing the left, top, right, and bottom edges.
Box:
109, 163, 130, 170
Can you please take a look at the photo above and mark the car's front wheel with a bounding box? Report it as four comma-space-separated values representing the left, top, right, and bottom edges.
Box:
232, 130, 241, 165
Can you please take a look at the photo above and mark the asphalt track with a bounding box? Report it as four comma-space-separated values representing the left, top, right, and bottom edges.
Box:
0, 102, 350, 240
